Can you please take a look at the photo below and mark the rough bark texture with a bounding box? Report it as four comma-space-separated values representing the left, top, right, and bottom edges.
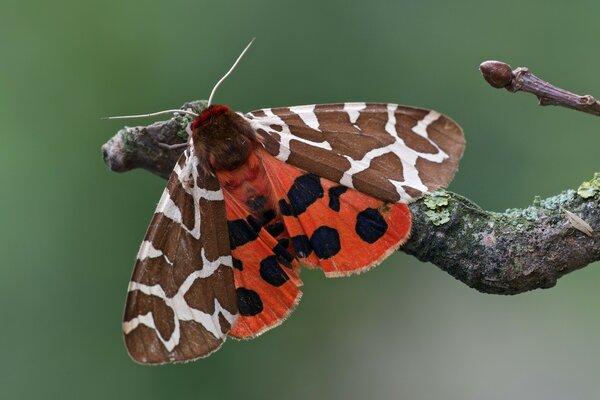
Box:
102, 101, 205, 179
403, 189, 600, 294
103, 80, 600, 296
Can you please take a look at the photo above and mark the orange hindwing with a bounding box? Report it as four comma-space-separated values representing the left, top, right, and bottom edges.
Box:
218, 148, 411, 339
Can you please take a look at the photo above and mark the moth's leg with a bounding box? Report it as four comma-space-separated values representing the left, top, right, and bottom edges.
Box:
158, 142, 188, 150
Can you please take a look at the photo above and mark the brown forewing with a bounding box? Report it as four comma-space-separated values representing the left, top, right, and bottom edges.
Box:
123, 148, 237, 365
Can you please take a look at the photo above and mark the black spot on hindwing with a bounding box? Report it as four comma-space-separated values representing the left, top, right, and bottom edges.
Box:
243, 209, 276, 237
287, 174, 324, 215
291, 235, 312, 258
328, 186, 348, 212
259, 256, 290, 287
310, 226, 341, 259
278, 199, 293, 216
265, 222, 284, 237
245, 215, 262, 232
277, 238, 290, 250
228, 219, 258, 249
260, 209, 276, 224
236, 288, 263, 316
355, 208, 388, 244
246, 196, 268, 213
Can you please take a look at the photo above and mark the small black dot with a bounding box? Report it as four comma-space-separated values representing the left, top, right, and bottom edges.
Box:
279, 199, 293, 216
228, 219, 258, 249
272, 242, 294, 264
291, 235, 312, 258
355, 208, 388, 244
261, 209, 276, 224
278, 238, 290, 249
259, 256, 289, 287
287, 174, 324, 215
265, 222, 285, 237
245, 215, 262, 232
232, 257, 243, 270
310, 226, 341, 259
246, 196, 267, 213
328, 186, 348, 212
236, 288, 263, 316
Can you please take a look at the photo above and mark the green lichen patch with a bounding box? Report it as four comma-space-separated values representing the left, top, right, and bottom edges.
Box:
538, 190, 576, 210
425, 209, 451, 226
423, 190, 450, 209
578, 173, 600, 199
176, 128, 188, 140
174, 100, 209, 141
503, 205, 539, 222
422, 190, 452, 225
501, 189, 578, 227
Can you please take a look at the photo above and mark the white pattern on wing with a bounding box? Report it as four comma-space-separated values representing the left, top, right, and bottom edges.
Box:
156, 187, 182, 223
245, 109, 332, 161
344, 102, 366, 124
125, 248, 236, 351
138, 240, 173, 265
409, 110, 448, 162
289, 105, 321, 131
344, 102, 366, 130
167, 146, 223, 240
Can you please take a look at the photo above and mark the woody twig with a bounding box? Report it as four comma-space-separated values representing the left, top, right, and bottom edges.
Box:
479, 60, 600, 116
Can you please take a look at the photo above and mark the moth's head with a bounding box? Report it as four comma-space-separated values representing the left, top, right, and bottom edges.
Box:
191, 105, 230, 130
190, 105, 258, 173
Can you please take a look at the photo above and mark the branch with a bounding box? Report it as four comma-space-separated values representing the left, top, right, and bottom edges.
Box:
102, 89, 600, 295
479, 60, 600, 116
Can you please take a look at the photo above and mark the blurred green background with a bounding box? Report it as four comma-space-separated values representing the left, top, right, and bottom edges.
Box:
2, 0, 600, 399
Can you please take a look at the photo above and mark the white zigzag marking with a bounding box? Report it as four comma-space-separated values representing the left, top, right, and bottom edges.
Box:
344, 102, 365, 130
410, 110, 448, 162
160, 146, 223, 240
339, 106, 447, 202
385, 103, 398, 136
289, 105, 321, 131
412, 110, 440, 137
156, 187, 182, 224
138, 240, 173, 265
246, 109, 332, 162
344, 102, 366, 124
124, 251, 235, 352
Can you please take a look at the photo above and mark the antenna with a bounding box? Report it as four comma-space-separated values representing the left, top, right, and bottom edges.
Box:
207, 38, 255, 107
102, 109, 198, 120
103, 38, 255, 121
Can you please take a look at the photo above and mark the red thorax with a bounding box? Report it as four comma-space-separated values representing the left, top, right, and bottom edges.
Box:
191, 105, 230, 130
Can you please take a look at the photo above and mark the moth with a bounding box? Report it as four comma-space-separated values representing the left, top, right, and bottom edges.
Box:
115, 41, 465, 364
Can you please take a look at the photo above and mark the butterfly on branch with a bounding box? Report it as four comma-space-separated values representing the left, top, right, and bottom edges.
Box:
108, 40, 465, 364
